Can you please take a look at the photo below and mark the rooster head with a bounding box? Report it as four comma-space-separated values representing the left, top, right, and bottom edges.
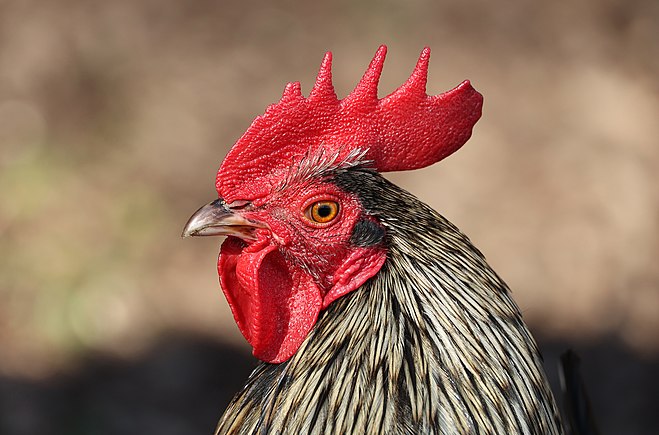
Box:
183, 46, 483, 363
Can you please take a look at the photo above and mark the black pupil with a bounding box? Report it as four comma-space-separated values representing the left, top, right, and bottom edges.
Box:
317, 204, 333, 218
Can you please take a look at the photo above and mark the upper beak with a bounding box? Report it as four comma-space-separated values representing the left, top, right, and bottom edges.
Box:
182, 198, 263, 240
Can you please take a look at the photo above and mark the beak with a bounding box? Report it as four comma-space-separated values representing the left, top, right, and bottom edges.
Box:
182, 198, 263, 240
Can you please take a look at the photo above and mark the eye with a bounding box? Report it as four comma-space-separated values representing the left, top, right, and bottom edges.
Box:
305, 200, 340, 224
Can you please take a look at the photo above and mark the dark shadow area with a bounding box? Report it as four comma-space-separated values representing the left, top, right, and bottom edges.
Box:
0, 334, 657, 435
540, 337, 659, 435
0, 335, 255, 435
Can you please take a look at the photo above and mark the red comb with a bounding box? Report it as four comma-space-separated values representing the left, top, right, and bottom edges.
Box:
216, 45, 483, 202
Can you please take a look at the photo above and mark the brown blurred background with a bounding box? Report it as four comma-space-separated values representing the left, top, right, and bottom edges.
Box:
1, 0, 658, 434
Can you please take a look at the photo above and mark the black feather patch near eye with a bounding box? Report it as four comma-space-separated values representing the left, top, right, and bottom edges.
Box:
350, 219, 385, 247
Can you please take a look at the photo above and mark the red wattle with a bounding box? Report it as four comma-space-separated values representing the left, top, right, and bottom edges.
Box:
219, 237, 323, 363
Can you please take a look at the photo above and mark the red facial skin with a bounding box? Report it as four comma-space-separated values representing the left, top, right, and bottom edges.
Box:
218, 181, 387, 363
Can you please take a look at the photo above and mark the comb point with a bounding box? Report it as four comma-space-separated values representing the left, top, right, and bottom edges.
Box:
345, 45, 387, 104
385, 47, 430, 102
309, 51, 337, 102
411, 47, 431, 93
280, 82, 303, 103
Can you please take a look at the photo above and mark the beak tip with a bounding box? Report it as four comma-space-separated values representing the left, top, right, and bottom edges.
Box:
181, 229, 200, 238
181, 221, 198, 238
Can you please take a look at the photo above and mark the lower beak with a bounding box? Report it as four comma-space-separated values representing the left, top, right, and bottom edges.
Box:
182, 199, 263, 240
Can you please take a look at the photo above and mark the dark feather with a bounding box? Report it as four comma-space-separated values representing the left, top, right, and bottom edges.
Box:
560, 350, 600, 435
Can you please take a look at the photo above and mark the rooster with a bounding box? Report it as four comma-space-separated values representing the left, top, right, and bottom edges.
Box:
183, 46, 565, 434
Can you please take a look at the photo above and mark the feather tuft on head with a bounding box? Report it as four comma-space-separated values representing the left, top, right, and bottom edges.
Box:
216, 45, 483, 203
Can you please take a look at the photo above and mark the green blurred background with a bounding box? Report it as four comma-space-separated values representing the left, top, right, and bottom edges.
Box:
1, 0, 658, 434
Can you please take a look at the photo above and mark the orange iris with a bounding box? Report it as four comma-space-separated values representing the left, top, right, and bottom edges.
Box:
306, 201, 339, 224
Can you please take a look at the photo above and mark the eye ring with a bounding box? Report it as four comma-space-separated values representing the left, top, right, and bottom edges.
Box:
305, 200, 340, 224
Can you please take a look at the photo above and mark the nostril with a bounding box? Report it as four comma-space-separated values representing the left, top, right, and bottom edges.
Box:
209, 198, 228, 211
228, 200, 252, 210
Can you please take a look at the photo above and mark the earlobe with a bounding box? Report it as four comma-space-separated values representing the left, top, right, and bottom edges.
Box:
350, 218, 386, 247
322, 247, 387, 309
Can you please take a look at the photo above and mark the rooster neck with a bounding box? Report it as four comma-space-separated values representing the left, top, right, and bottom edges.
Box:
216, 170, 564, 434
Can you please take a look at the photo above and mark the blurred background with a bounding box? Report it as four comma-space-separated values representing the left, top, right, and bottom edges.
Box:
1, 0, 658, 433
